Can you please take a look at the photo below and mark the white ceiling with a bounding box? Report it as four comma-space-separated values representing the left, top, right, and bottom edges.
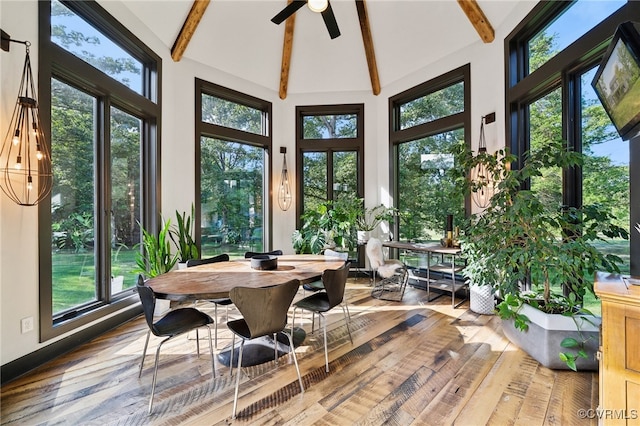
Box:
118, 0, 524, 95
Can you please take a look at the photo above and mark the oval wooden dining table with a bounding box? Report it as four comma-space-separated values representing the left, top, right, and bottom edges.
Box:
145, 254, 346, 301
143, 254, 347, 367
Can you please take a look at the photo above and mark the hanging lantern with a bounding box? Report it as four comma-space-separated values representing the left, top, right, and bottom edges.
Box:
278, 147, 292, 211
470, 115, 494, 209
1, 31, 52, 206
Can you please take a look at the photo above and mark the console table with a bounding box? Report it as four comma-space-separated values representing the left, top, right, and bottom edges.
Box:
383, 241, 467, 308
595, 272, 640, 425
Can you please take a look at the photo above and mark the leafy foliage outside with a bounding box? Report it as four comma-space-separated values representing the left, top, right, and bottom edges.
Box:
50, 2, 144, 313
199, 138, 264, 258
397, 129, 467, 241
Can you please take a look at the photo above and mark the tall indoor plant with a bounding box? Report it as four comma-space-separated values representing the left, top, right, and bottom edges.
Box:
459, 139, 628, 370
134, 219, 178, 278
356, 203, 397, 242
170, 204, 199, 267
292, 196, 361, 254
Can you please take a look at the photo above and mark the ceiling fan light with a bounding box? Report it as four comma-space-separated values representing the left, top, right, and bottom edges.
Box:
308, 0, 328, 13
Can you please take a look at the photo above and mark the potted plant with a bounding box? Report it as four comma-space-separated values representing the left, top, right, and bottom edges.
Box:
134, 219, 178, 278
134, 219, 177, 315
170, 204, 199, 269
292, 196, 361, 254
356, 203, 397, 242
459, 139, 628, 371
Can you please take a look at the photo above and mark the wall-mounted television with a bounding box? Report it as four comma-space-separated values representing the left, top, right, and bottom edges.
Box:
592, 21, 640, 141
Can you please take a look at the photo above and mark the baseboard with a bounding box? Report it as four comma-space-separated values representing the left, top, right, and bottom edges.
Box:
1, 305, 142, 385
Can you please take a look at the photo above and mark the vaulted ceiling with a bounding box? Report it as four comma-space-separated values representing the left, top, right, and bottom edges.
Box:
118, 0, 526, 98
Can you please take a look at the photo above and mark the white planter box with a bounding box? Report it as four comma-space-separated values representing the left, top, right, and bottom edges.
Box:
501, 303, 600, 371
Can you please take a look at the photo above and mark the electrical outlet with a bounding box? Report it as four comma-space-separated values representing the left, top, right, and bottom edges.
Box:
21, 316, 34, 334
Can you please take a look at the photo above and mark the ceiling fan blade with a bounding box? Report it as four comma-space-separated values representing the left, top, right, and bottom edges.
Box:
271, 0, 307, 25
321, 2, 341, 39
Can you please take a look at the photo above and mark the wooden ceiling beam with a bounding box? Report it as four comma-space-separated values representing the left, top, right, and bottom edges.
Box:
278, 1, 297, 100
355, 0, 380, 96
456, 0, 494, 43
171, 0, 211, 62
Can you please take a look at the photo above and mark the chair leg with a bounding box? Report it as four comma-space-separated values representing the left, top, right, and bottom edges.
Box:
291, 307, 297, 333
232, 340, 245, 419
230, 333, 236, 377
139, 330, 151, 378
322, 313, 329, 373
206, 325, 216, 379
284, 329, 304, 393
342, 305, 353, 344
273, 333, 278, 365
148, 336, 171, 414
196, 329, 200, 357
214, 304, 219, 349
342, 301, 351, 321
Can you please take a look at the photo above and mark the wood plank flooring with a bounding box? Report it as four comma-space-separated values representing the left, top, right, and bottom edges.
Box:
0, 278, 598, 425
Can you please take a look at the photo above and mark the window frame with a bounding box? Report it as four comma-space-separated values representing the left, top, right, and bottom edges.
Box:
505, 0, 640, 276
295, 104, 365, 225
505, 1, 639, 177
389, 64, 471, 241
38, 0, 162, 341
195, 79, 273, 252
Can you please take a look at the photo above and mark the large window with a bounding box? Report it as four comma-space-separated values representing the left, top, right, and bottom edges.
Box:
196, 80, 271, 259
390, 65, 470, 243
506, 0, 638, 281
39, 0, 161, 340
296, 105, 364, 218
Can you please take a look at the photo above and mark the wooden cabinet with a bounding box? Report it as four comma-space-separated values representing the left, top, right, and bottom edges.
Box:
595, 272, 640, 425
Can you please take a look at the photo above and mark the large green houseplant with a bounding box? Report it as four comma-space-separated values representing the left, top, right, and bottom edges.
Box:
355, 203, 397, 241
292, 196, 362, 254
170, 204, 199, 265
459, 139, 628, 370
134, 219, 178, 278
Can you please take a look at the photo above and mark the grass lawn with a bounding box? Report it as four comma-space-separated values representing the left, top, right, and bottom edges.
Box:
52, 242, 262, 314
52, 248, 138, 313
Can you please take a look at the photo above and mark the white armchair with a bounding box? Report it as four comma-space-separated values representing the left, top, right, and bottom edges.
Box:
365, 238, 409, 301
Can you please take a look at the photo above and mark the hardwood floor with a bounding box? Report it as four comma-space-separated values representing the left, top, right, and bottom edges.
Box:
1, 278, 598, 425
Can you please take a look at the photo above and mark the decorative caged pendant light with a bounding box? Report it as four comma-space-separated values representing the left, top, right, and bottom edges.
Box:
277, 147, 292, 211
1, 30, 53, 206
470, 114, 495, 209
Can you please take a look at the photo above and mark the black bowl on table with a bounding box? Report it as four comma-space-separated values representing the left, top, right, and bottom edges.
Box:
250, 255, 278, 270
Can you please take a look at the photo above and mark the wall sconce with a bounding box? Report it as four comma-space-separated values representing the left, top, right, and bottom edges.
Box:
470, 113, 495, 209
0, 29, 52, 206
278, 147, 292, 211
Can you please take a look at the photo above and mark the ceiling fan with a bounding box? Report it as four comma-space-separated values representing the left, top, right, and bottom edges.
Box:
271, 0, 341, 39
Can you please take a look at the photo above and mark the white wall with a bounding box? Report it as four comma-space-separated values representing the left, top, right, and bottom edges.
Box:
0, 0, 536, 365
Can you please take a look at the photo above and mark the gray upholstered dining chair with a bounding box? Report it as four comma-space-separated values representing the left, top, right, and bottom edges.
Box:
136, 275, 215, 414
292, 262, 352, 373
185, 253, 231, 348
227, 279, 304, 419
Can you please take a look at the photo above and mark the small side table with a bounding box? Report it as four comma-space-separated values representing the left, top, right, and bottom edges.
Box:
383, 241, 467, 308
